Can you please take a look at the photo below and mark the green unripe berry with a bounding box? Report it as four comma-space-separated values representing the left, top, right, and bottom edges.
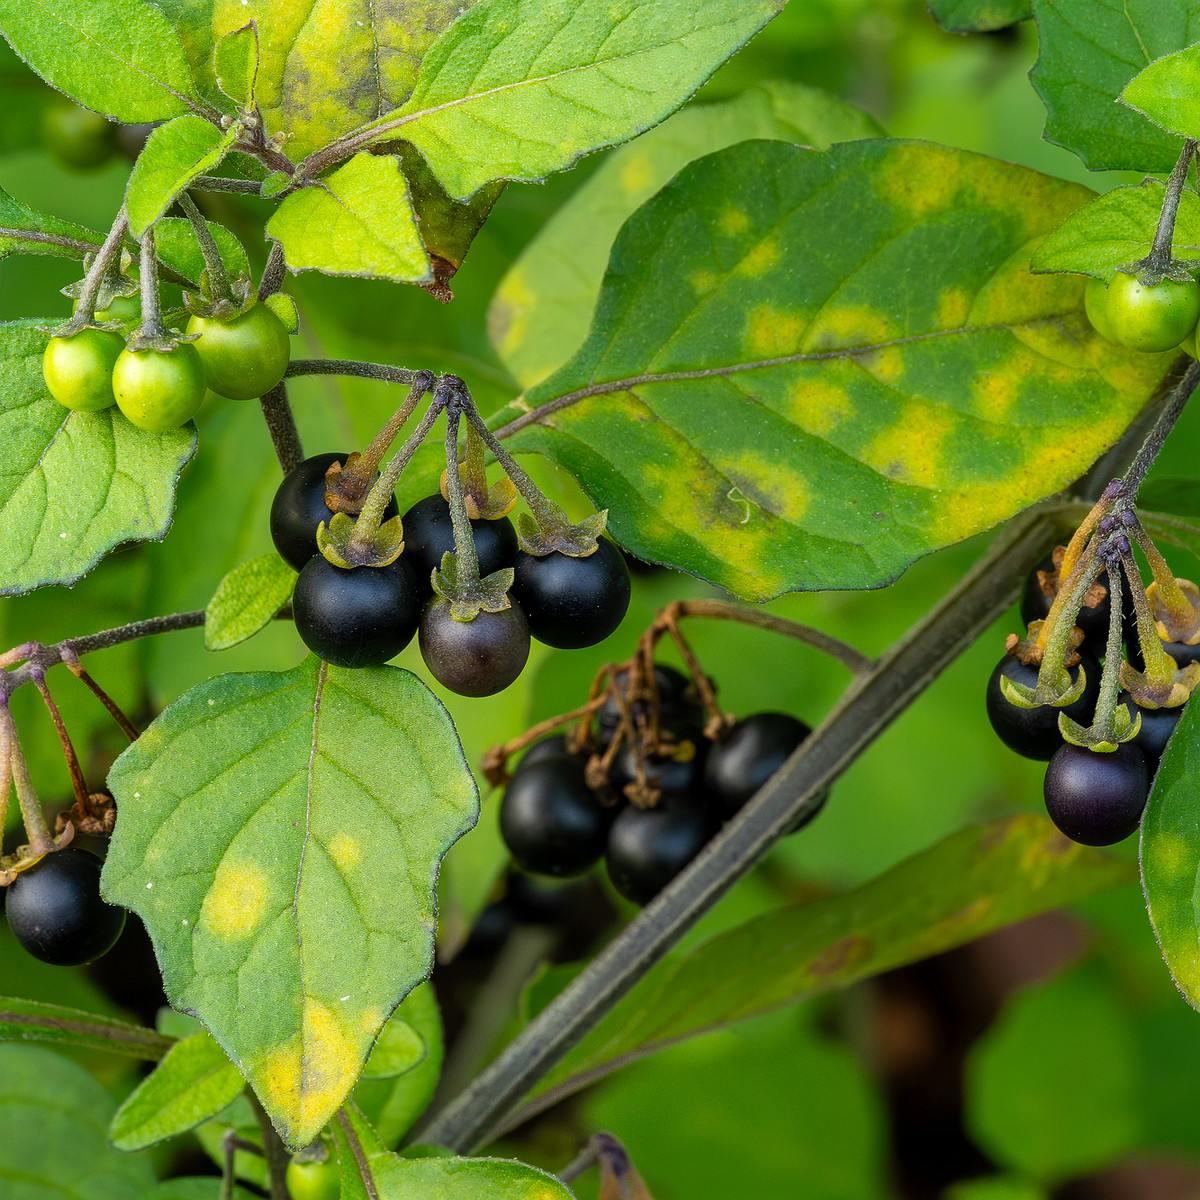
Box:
112, 344, 207, 432
185, 302, 291, 401
43, 328, 124, 412
1104, 272, 1200, 353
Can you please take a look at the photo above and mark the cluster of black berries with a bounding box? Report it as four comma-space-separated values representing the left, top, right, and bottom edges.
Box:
986, 548, 1184, 845
4, 846, 125, 966
499, 666, 825, 905
270, 453, 632, 695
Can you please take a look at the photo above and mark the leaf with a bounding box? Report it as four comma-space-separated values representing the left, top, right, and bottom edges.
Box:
102, 659, 479, 1149
377, 0, 786, 200
928, 0, 1031, 32
514, 813, 1133, 1123
0, 184, 104, 261
502, 139, 1169, 599
1138, 478, 1200, 518
266, 155, 431, 283
151, 1180, 258, 1200
214, 22, 258, 105
0, 995, 172, 1059
204, 553, 296, 650
947, 1180, 1048, 1200
0, 0, 200, 123
1121, 43, 1200, 139
0, 1043, 156, 1199
154, 215, 249, 289
126, 114, 238, 238
0, 320, 197, 597
1030, 0, 1200, 172
109, 1030, 245, 1151
490, 80, 883, 389
1031, 179, 1200, 280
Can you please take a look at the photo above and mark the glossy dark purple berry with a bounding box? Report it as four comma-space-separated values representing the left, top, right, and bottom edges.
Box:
401, 494, 517, 591
419, 598, 530, 697
1120, 692, 1183, 771
270, 452, 398, 572
1043, 742, 1149, 846
609, 721, 708, 798
705, 712, 815, 821
516, 735, 573, 774
985, 652, 1101, 761
6, 848, 126, 966
1021, 554, 1111, 650
499, 757, 614, 877
598, 664, 702, 744
293, 556, 421, 668
511, 537, 631, 649
604, 798, 718, 905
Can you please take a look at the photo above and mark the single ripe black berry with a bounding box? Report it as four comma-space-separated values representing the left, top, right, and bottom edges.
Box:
293, 556, 421, 668
1120, 692, 1183, 771
985, 651, 1101, 761
705, 712, 816, 821
419, 598, 530, 697
516, 734, 573, 774
499, 757, 614, 876
511, 537, 632, 649
1043, 742, 1149, 846
597, 664, 702, 744
604, 798, 718, 905
1020, 554, 1111, 650
6, 848, 126, 966
270, 452, 398, 572
401, 494, 518, 590
609, 721, 708, 798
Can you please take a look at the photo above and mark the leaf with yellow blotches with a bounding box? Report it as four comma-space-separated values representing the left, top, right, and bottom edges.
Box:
102, 658, 478, 1149
496, 139, 1173, 599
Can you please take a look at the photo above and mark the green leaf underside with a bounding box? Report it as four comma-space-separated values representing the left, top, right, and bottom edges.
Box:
266, 155, 430, 282
126, 114, 237, 237
0, 0, 199, 122
490, 80, 884, 389
1031, 179, 1200, 280
0, 320, 197, 597
1122, 42, 1200, 140
0, 184, 103, 261
154, 216, 250, 289
0, 995, 172, 1059
1031, 0, 1200, 173
102, 659, 479, 1149
109, 1030, 244, 1150
517, 813, 1132, 1122
377, 0, 786, 200
210, 0, 475, 159
205, 554, 296, 650
0, 1043, 156, 1199
505, 139, 1168, 600
929, 0, 1031, 32
214, 22, 258, 105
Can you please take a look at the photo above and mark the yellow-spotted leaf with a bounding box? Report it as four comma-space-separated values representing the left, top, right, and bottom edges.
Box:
102, 659, 479, 1149
499, 139, 1170, 600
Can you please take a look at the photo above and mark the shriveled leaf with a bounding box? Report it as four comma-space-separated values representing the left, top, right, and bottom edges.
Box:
214, 22, 258, 105
155, 215, 249, 289
0, 1043, 156, 1199
1030, 0, 1200, 172
0, 320, 197, 596
102, 659, 479, 1149
266, 154, 430, 282
126, 114, 237, 237
515, 814, 1133, 1123
928, 0, 1031, 32
0, 995, 172, 1059
490, 80, 883, 389
380, 0, 786, 200
204, 553, 295, 650
0, 184, 104, 261
503, 140, 1168, 599
0, 0, 200, 122
1031, 179, 1200, 279
109, 1030, 244, 1151
1121, 43, 1200, 139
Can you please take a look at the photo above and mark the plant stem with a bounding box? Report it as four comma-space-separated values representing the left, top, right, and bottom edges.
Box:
131, 228, 169, 347
248, 1092, 292, 1200
260, 381, 305, 474
1145, 140, 1198, 273
443, 400, 482, 585
178, 192, 232, 305
286, 359, 421, 386
336, 1111, 380, 1200
69, 211, 129, 326
347, 370, 435, 485
258, 240, 287, 301
1, 703, 54, 855
463, 406, 567, 532
193, 175, 266, 195
1122, 359, 1200, 497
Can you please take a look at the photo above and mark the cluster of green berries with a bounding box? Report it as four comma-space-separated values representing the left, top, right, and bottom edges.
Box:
42, 301, 291, 431
1085, 271, 1200, 355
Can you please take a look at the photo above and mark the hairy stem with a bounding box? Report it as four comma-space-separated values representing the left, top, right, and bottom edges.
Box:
258, 240, 288, 302
178, 191, 232, 305
443, 401, 482, 585
1146, 140, 1198, 272
464, 406, 567, 532
1123, 359, 1200, 497
286, 358, 421, 386
248, 1092, 292, 1200
260, 381, 304, 474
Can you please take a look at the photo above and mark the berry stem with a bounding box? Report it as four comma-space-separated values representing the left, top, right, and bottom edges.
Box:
286, 358, 422, 386
260, 381, 305, 475
340, 370, 435, 494
456, 418, 491, 513
1084, 549, 1127, 745
1121, 546, 1179, 689
1143, 139, 1197, 277
130, 228, 170, 350
443, 398, 482, 587
1057, 480, 1119, 582
31, 670, 90, 803
177, 191, 233, 307
480, 696, 607, 786
60, 645, 139, 742
1034, 542, 1103, 679
61, 209, 129, 332
1122, 359, 1200, 498
0, 701, 55, 856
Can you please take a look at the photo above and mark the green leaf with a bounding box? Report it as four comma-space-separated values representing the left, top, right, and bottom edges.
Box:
928, 0, 1031, 32
262, 291, 299, 333
1030, 0, 1200, 172
964, 966, 1139, 1181
491, 80, 883, 389
102, 659, 479, 1149
0, 0, 200, 122
204, 553, 296, 650
154, 215, 249, 289
109, 1030, 244, 1151
0, 184, 104, 261
1121, 43, 1200, 139
378, 0, 786, 200
126, 115, 237, 238
1031, 179, 1200, 280
0, 320, 197, 596
150, 1180, 258, 1200
1138, 477, 1200, 517
0, 1043, 156, 1199
266, 155, 430, 283
516, 813, 1132, 1122
504, 139, 1168, 599
0, 995, 172, 1059
214, 22, 258, 105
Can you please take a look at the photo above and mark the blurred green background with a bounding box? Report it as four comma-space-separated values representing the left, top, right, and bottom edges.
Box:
4, 2, 1200, 1198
